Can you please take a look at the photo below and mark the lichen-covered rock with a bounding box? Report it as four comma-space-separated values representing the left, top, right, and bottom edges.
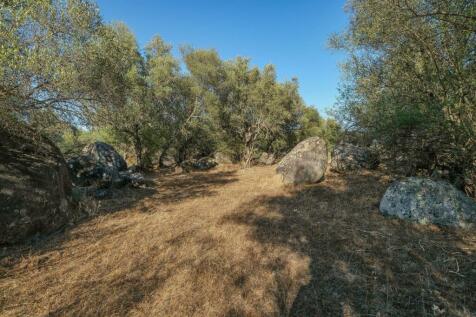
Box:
0, 126, 76, 244
194, 157, 217, 170
181, 157, 217, 171
330, 143, 378, 172
276, 137, 327, 185
380, 177, 476, 227
118, 170, 146, 188
68, 142, 127, 188
82, 142, 127, 172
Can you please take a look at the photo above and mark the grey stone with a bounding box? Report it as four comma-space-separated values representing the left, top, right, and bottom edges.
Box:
118, 170, 146, 188
194, 157, 217, 170
68, 142, 127, 188
380, 177, 476, 227
276, 137, 327, 185
82, 142, 127, 171
0, 126, 77, 244
181, 157, 217, 172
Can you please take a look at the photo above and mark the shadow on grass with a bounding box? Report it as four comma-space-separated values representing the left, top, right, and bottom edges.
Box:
89, 169, 239, 216
3, 168, 474, 316
223, 172, 476, 316
0, 168, 240, 316
1, 169, 238, 268
152, 169, 239, 205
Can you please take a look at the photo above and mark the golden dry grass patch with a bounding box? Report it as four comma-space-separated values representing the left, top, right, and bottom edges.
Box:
1, 165, 475, 316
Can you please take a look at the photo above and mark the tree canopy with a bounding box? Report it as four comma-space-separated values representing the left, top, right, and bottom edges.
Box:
332, 0, 475, 192
1, 0, 101, 125
1, 0, 336, 169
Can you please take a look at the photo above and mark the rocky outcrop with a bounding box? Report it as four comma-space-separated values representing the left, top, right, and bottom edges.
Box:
0, 126, 77, 244
68, 142, 127, 188
67, 142, 145, 197
276, 137, 327, 185
68, 156, 109, 188
258, 152, 276, 165
380, 177, 476, 227
82, 142, 127, 172
330, 143, 378, 172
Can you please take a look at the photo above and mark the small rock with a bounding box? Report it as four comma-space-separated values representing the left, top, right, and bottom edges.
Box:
182, 157, 217, 171
129, 172, 146, 188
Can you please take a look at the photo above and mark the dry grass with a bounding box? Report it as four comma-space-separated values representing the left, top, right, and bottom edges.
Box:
1, 165, 475, 316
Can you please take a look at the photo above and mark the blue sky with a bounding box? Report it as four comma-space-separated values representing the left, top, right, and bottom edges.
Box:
95, 0, 349, 116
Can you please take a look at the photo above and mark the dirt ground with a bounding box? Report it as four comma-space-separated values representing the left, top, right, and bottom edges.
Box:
1, 165, 475, 316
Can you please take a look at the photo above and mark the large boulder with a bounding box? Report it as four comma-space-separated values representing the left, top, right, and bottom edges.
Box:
276, 137, 327, 185
380, 177, 476, 227
68, 142, 127, 188
82, 142, 127, 172
0, 126, 76, 244
330, 143, 378, 172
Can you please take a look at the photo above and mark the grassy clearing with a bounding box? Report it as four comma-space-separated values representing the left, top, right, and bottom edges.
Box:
1, 166, 475, 316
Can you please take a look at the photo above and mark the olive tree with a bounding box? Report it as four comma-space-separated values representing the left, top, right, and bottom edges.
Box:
183, 49, 307, 166
332, 0, 476, 193
0, 0, 101, 127
83, 22, 154, 168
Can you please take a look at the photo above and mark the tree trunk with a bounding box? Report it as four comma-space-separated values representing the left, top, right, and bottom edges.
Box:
242, 146, 254, 168
241, 129, 257, 168
133, 132, 144, 170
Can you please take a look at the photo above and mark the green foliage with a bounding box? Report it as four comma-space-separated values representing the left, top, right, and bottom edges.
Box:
333, 0, 476, 189
297, 106, 342, 150
183, 49, 309, 165
83, 23, 162, 168
2, 0, 340, 170
147, 41, 217, 164
0, 0, 101, 122
57, 128, 116, 157
299, 106, 322, 139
